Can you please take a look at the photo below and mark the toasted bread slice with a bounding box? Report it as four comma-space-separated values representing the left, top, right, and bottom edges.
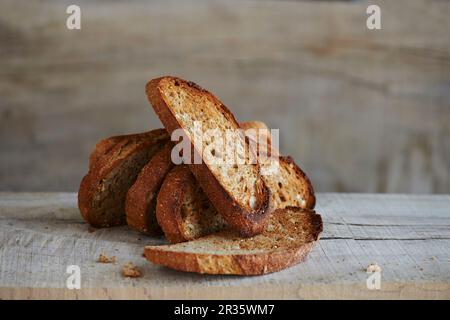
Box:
156, 121, 265, 242
262, 156, 315, 209
158, 156, 315, 243
157, 120, 315, 243
157, 165, 227, 243
78, 129, 169, 227
145, 207, 322, 275
125, 142, 175, 235
242, 121, 315, 209
146, 76, 271, 236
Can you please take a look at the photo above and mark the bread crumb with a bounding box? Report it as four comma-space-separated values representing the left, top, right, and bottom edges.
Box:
122, 262, 142, 278
366, 262, 382, 273
97, 252, 117, 264
88, 226, 97, 233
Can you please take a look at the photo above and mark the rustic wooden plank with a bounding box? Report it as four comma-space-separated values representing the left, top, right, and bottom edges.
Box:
1, 0, 450, 193
2, 193, 450, 240
0, 193, 449, 299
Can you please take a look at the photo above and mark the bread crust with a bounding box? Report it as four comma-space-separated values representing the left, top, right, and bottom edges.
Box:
145, 208, 323, 275
156, 165, 194, 243
89, 135, 127, 168
125, 142, 174, 235
78, 129, 169, 227
146, 246, 315, 275
146, 76, 271, 237
279, 156, 316, 209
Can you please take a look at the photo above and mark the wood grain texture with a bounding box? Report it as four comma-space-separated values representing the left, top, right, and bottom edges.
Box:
0, 0, 449, 193
0, 192, 449, 299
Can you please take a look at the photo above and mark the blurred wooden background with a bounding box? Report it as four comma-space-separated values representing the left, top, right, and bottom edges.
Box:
0, 0, 449, 193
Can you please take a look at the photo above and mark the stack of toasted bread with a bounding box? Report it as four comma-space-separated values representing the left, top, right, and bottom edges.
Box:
78, 76, 322, 275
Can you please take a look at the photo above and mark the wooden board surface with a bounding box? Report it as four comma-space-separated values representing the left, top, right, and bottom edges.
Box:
0, 192, 449, 299
1, 0, 450, 194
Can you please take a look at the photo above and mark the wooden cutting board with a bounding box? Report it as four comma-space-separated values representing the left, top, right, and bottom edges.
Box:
0, 192, 449, 299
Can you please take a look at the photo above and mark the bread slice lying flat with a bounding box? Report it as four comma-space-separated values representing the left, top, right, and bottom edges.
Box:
145, 207, 322, 275
125, 142, 174, 235
146, 76, 271, 236
78, 129, 169, 227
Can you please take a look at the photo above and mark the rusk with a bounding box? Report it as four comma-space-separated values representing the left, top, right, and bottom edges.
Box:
125, 142, 175, 235
78, 129, 169, 227
146, 76, 271, 236
145, 207, 323, 275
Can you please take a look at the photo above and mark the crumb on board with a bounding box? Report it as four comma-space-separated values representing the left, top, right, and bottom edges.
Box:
97, 252, 117, 264
88, 226, 97, 233
366, 262, 382, 273
122, 262, 142, 278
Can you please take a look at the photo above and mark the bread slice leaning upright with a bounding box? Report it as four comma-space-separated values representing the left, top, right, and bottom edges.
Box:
156, 121, 271, 244
146, 76, 271, 236
156, 121, 268, 243
157, 165, 227, 243
145, 207, 323, 275
78, 129, 169, 227
125, 141, 175, 235
156, 121, 316, 244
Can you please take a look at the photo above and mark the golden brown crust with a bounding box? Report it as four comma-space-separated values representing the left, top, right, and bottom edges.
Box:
146, 245, 315, 275
240, 121, 269, 133
125, 142, 174, 235
145, 208, 323, 275
89, 135, 127, 168
146, 76, 271, 237
156, 165, 194, 243
78, 174, 93, 223
78, 129, 169, 228
279, 156, 316, 209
